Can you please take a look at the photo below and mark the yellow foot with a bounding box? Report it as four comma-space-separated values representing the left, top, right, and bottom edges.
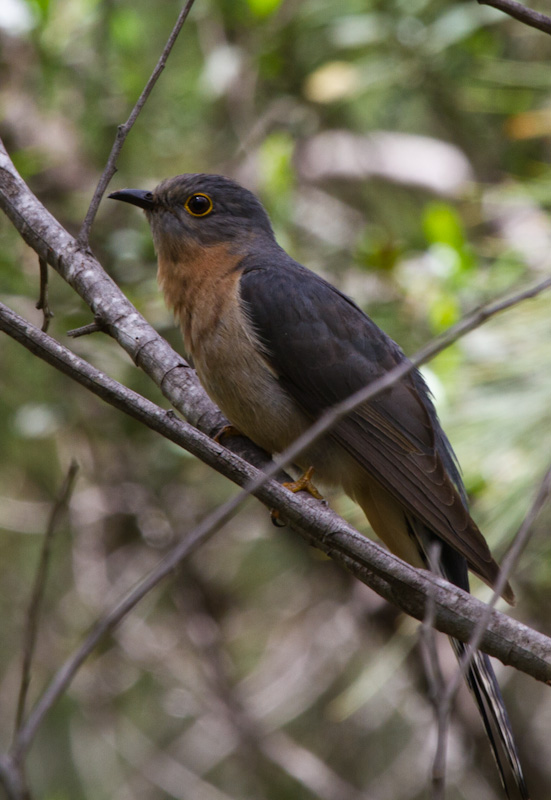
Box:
283, 466, 324, 500
270, 468, 323, 527
213, 424, 242, 444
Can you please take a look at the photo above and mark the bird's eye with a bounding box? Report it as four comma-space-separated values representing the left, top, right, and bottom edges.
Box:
185, 193, 213, 217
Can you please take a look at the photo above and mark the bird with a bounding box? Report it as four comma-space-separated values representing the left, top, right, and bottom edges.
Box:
109, 173, 529, 798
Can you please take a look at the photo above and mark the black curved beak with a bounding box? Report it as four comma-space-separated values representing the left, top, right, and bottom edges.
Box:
108, 188, 155, 211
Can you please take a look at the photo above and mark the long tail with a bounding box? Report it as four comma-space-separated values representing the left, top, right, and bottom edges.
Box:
451, 639, 530, 799
352, 485, 529, 797
406, 515, 530, 798
408, 514, 530, 798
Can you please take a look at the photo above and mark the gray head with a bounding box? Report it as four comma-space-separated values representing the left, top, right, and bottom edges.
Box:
109, 173, 275, 258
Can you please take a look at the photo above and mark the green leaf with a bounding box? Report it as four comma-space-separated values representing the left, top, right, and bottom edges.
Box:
258, 131, 295, 196
423, 202, 465, 250
23, 0, 50, 24
246, 0, 282, 19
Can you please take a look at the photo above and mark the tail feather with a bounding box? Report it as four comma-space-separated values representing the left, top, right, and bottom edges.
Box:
404, 515, 530, 798
451, 639, 530, 800
354, 491, 529, 797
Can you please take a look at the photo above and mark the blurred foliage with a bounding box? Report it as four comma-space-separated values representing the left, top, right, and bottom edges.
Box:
1, 0, 551, 798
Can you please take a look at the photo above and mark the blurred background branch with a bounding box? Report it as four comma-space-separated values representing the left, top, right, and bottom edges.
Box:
14, 460, 79, 734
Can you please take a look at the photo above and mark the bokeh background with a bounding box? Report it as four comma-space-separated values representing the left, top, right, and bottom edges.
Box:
1, 0, 551, 798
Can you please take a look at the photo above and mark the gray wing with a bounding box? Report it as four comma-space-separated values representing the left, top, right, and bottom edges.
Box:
239, 254, 507, 596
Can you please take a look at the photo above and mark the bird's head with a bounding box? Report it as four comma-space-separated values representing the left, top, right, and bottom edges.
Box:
109, 173, 275, 263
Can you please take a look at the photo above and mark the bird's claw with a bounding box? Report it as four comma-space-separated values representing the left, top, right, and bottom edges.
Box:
213, 424, 242, 444
283, 466, 323, 500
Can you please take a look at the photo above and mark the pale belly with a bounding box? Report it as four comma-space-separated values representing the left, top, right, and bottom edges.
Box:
194, 338, 310, 456
186, 283, 359, 488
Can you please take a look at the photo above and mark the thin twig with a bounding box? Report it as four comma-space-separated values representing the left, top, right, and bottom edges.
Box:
421, 544, 445, 695
77, 0, 198, 247
35, 257, 53, 332
478, 0, 551, 35
14, 462, 79, 735
66, 318, 107, 338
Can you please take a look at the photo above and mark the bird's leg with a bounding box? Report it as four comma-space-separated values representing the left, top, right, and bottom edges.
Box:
271, 467, 324, 527
283, 466, 324, 500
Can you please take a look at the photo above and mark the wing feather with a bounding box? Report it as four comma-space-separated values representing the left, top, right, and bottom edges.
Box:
239, 253, 510, 598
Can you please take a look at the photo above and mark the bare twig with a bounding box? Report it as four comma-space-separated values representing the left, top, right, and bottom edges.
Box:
66, 317, 107, 338
0, 300, 275, 492
431, 705, 448, 800
14, 462, 79, 734
35, 257, 54, 332
77, 0, 198, 247
478, 0, 551, 35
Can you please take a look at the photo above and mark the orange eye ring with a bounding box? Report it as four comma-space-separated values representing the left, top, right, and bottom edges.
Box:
185, 193, 213, 217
